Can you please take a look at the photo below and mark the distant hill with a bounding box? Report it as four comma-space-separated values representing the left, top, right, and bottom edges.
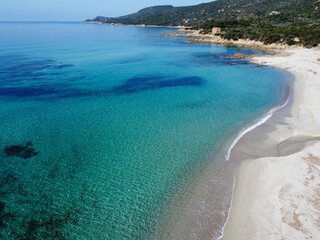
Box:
84, 5, 174, 24
85, 0, 320, 47
85, 0, 320, 26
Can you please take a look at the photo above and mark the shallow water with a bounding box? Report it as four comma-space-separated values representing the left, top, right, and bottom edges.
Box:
0, 22, 290, 239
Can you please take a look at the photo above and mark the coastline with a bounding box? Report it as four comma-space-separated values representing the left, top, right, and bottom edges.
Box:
4, 22, 320, 239
218, 71, 293, 239
81, 23, 320, 238
222, 49, 320, 239
171, 28, 320, 238
152, 28, 320, 239
159, 29, 320, 52
152, 51, 293, 240
163, 28, 320, 238
86, 24, 320, 238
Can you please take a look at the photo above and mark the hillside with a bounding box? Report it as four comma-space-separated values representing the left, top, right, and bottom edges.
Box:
85, 0, 320, 47
84, 5, 174, 24
86, 0, 320, 26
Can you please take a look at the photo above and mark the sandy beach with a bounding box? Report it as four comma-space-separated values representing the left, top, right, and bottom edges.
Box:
158, 29, 320, 239
223, 49, 320, 239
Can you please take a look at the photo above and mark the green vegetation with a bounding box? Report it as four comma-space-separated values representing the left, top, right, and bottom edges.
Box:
86, 0, 320, 47
194, 17, 320, 47
84, 5, 174, 25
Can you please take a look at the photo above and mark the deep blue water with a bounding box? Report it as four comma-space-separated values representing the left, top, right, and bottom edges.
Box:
0, 22, 290, 239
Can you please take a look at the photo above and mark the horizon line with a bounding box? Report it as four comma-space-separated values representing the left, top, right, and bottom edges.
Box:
0, 20, 81, 23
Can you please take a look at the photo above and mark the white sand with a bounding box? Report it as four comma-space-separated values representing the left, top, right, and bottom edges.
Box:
223, 49, 320, 239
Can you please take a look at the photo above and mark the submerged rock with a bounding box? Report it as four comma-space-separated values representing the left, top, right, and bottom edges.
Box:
0, 201, 5, 212
185, 39, 201, 44
4, 142, 39, 159
227, 52, 261, 59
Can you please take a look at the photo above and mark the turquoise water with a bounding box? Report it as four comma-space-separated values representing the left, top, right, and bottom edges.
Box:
0, 22, 290, 239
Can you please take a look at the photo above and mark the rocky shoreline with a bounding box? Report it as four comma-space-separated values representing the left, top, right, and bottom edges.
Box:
155, 28, 320, 52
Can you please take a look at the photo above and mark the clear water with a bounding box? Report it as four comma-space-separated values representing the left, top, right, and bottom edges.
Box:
0, 22, 290, 239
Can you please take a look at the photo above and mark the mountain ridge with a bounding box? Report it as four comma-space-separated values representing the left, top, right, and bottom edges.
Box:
85, 0, 320, 47
85, 0, 320, 26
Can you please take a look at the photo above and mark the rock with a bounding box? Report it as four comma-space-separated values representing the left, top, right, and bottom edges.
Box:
4, 142, 39, 159
212, 27, 221, 35
227, 53, 261, 59
185, 39, 201, 44
269, 11, 281, 15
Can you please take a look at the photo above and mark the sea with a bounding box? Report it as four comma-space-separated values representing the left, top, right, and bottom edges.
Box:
0, 22, 291, 239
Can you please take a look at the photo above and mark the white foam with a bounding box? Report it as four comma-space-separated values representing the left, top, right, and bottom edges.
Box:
216, 97, 289, 240
225, 97, 289, 162
216, 168, 235, 240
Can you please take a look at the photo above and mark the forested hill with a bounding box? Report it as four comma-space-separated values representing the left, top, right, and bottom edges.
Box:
85, 0, 320, 26
85, 0, 320, 47
84, 5, 174, 25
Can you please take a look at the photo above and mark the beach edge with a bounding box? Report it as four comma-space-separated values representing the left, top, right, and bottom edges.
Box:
222, 49, 320, 239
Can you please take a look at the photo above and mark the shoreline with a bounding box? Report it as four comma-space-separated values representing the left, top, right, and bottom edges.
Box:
225, 90, 291, 163
223, 49, 320, 239
217, 72, 293, 240
172, 28, 320, 238
153, 51, 294, 240
153, 28, 320, 239
158, 29, 320, 52
218, 81, 292, 239
82, 23, 320, 238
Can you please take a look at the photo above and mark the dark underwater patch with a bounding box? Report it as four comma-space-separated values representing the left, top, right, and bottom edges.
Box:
4, 142, 39, 159
116, 57, 147, 65
110, 75, 204, 94
0, 86, 58, 97
0, 56, 73, 79
53, 64, 74, 69
0, 85, 108, 100
0, 55, 98, 100
0, 54, 77, 99
0, 58, 73, 85
0, 55, 205, 100
192, 53, 252, 66
168, 53, 251, 68
0, 202, 5, 212
0, 165, 82, 238
23, 210, 78, 239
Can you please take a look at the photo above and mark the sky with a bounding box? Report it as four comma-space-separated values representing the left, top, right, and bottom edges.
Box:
0, 0, 213, 21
